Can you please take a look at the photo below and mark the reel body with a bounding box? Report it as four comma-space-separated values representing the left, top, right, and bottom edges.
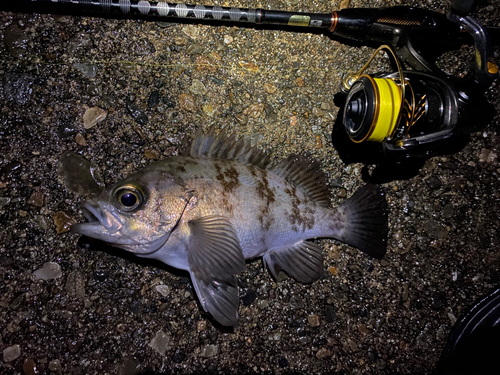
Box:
343, 70, 495, 158
338, 10, 498, 160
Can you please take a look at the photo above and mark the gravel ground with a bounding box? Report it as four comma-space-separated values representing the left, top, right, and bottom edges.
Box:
1, 0, 499, 374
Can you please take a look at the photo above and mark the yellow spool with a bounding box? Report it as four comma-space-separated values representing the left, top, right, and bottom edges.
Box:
363, 75, 402, 143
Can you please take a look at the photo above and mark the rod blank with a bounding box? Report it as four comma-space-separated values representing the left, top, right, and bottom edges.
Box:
1, 0, 336, 31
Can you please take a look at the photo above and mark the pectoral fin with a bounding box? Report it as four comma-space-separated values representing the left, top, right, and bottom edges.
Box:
263, 240, 324, 283
187, 216, 246, 326
190, 274, 240, 326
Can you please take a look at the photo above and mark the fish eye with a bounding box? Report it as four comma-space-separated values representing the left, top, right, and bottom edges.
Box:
113, 185, 144, 212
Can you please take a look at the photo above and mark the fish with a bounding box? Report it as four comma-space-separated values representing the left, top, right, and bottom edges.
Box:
72, 127, 388, 326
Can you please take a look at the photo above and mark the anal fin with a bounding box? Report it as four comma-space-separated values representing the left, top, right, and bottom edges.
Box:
263, 240, 324, 284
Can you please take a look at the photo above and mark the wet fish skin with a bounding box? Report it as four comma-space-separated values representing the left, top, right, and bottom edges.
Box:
72, 127, 388, 326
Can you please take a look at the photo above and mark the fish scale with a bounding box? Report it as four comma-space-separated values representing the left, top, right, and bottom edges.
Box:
72, 127, 388, 326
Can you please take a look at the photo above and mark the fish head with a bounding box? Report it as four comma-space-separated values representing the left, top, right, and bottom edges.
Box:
72, 167, 191, 255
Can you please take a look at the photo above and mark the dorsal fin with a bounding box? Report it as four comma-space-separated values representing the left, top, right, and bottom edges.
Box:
184, 127, 330, 207
270, 154, 331, 207
184, 126, 272, 170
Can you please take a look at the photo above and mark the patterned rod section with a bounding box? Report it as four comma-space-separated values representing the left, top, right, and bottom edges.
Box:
1, 0, 336, 30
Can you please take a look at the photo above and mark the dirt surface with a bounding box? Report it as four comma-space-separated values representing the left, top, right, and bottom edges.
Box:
1, 0, 500, 374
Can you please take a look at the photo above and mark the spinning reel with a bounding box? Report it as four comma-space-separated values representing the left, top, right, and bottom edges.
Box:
337, 5, 499, 159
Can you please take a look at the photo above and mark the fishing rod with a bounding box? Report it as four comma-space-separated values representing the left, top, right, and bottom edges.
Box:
1, 0, 494, 72
2, 0, 499, 159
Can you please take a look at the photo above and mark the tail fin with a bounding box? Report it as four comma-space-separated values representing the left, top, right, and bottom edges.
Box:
338, 184, 388, 259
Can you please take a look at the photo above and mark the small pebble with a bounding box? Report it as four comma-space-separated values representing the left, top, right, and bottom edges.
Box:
65, 270, 86, 299
197, 320, 207, 332
336, 188, 347, 198
186, 44, 202, 55
358, 323, 368, 335
48, 359, 62, 373
479, 148, 496, 163
126, 102, 148, 125
202, 104, 216, 117
149, 330, 170, 356
28, 191, 44, 207
116, 324, 127, 333
179, 93, 196, 112
239, 60, 259, 72
307, 313, 320, 327
315, 348, 331, 360
263, 83, 277, 94
83, 107, 107, 129
325, 305, 336, 323
190, 79, 207, 95
155, 285, 170, 297
2, 344, 21, 362
182, 25, 199, 39
328, 244, 340, 260
53, 211, 77, 234
199, 344, 218, 358
144, 149, 160, 159
328, 266, 338, 276
257, 300, 269, 310
196, 56, 217, 73
148, 90, 161, 108
75, 133, 87, 146
379, 259, 390, 267
296, 77, 305, 87
345, 338, 359, 353
23, 358, 38, 375
86, 84, 101, 96
57, 122, 77, 139
243, 103, 264, 119
241, 289, 257, 306
315, 135, 322, 149
235, 114, 247, 125
33, 261, 62, 280
73, 63, 97, 78
223, 35, 233, 44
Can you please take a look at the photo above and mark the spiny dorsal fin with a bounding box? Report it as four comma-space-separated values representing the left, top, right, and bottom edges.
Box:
185, 126, 272, 170
270, 154, 331, 207
185, 127, 330, 206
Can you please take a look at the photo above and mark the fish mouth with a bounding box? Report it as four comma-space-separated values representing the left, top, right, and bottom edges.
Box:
71, 200, 169, 254
80, 202, 105, 225
71, 201, 123, 240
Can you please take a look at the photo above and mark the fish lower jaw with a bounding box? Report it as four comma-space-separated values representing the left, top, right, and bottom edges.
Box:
115, 233, 171, 255
116, 242, 161, 254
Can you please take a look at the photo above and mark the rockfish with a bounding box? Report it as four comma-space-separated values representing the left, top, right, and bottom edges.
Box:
72, 127, 388, 326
